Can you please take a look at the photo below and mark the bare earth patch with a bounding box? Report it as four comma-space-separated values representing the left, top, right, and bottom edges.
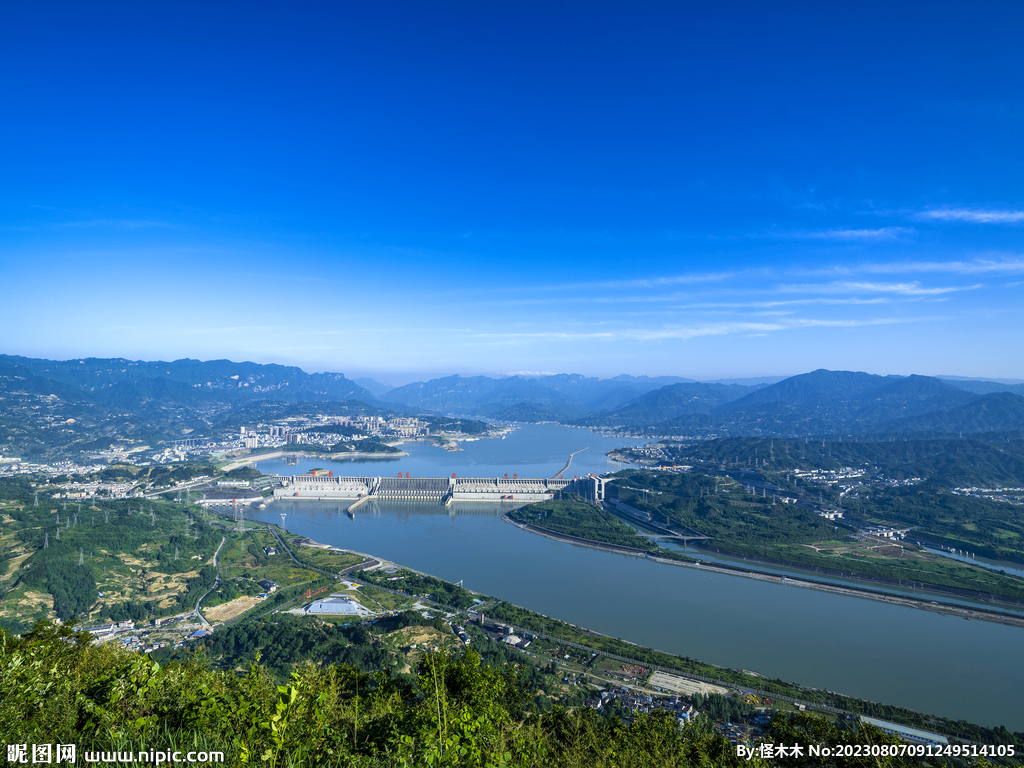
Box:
1, 552, 32, 584
203, 595, 262, 623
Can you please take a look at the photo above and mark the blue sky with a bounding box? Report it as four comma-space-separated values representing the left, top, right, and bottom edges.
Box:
2, 2, 1023, 383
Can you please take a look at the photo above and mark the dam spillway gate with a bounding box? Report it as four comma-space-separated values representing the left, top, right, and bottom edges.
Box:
273, 474, 580, 505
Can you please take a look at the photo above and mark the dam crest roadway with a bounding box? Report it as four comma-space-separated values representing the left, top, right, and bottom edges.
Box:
274, 472, 582, 508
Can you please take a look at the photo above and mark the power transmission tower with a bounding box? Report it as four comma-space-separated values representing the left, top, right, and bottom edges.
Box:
44, 533, 49, 549
34, 492, 39, 507
79, 548, 84, 566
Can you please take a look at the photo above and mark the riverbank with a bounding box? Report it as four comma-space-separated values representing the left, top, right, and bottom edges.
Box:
694, 544, 1024, 609
220, 448, 409, 471
502, 513, 1024, 629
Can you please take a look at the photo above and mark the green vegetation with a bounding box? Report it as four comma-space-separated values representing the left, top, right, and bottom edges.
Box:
0, 484, 226, 631
0, 479, 343, 632
510, 498, 657, 551
481, 600, 1023, 748
605, 470, 1024, 601
284, 543, 365, 573
3, 621, 928, 767
611, 470, 840, 546
845, 484, 1024, 564
359, 568, 479, 609
332, 438, 402, 454
52, 461, 218, 487
667, 436, 1024, 488
421, 415, 491, 435
171, 612, 450, 679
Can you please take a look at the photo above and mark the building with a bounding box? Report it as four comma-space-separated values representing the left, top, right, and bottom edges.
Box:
303, 595, 370, 616
860, 716, 948, 746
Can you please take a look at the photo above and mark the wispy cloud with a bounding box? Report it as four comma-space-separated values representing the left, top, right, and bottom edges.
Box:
671, 297, 893, 310
471, 315, 925, 344
918, 208, 1024, 224
857, 258, 1024, 275
545, 270, 747, 292
62, 219, 177, 229
785, 227, 911, 241
778, 280, 981, 296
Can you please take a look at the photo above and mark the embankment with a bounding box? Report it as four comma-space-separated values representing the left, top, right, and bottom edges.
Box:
501, 514, 1024, 629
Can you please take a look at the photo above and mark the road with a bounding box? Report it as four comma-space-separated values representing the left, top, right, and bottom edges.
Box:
143, 476, 214, 499
194, 536, 226, 629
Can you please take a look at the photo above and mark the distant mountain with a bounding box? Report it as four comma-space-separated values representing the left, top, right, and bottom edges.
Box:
353, 377, 395, 398
486, 402, 569, 422
382, 375, 503, 413
701, 376, 790, 386
0, 355, 377, 404
574, 370, 1020, 437
92, 377, 223, 413
382, 373, 668, 418
940, 378, 1024, 397
0, 362, 93, 403
572, 383, 761, 427
607, 374, 697, 386
6, 356, 1023, 450
886, 392, 1024, 434
715, 369, 896, 412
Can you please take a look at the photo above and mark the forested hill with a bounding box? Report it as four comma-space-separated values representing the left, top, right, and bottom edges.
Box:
0, 355, 376, 404
571, 382, 759, 427
381, 373, 696, 419
6, 356, 1024, 447
670, 435, 1024, 487
3, 622, 945, 768
578, 370, 1024, 437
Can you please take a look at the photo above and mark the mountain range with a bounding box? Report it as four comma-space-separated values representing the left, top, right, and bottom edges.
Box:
3, 355, 1024, 442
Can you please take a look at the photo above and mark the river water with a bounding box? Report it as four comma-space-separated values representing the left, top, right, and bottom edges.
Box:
242, 425, 1024, 731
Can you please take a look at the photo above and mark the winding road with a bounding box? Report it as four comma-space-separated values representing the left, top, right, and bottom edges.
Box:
194, 536, 226, 629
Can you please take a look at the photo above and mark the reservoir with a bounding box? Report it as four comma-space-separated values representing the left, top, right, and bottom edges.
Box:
243, 425, 1024, 731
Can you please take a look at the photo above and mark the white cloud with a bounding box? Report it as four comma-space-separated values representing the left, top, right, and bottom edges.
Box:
672, 297, 893, 310
787, 227, 911, 241
778, 280, 980, 296
918, 209, 1024, 224
544, 270, 746, 292
855, 258, 1024, 275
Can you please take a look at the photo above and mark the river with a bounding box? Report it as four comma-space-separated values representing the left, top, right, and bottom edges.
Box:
241, 424, 1024, 731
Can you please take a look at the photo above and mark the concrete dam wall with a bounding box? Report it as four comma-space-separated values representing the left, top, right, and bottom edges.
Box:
273, 474, 578, 503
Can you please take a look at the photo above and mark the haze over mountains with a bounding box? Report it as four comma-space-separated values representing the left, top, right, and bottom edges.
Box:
3, 354, 1024, 439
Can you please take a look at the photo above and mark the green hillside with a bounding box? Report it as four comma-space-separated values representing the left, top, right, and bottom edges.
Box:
0, 621, 940, 767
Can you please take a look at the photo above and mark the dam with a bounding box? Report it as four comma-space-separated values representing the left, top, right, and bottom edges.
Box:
272, 472, 583, 505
